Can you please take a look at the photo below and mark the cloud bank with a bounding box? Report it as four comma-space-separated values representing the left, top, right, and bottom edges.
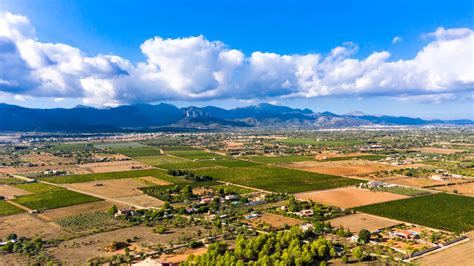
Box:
0, 12, 473, 106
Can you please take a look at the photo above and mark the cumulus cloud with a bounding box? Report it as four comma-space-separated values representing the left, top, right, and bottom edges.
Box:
0, 11, 473, 106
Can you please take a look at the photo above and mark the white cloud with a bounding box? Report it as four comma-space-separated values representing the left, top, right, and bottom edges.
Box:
392, 36, 402, 43
0, 11, 473, 106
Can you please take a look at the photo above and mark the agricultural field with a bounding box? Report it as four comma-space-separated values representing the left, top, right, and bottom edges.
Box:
328, 213, 402, 233
204, 159, 260, 168
413, 147, 466, 154
276, 138, 363, 146
295, 187, 409, 208
355, 193, 474, 232
111, 147, 162, 157
317, 154, 386, 161
0, 213, 69, 240
193, 165, 362, 193
415, 231, 474, 265
243, 155, 315, 164
78, 160, 151, 173
0, 200, 24, 216
94, 142, 146, 149
287, 160, 400, 176
55, 211, 130, 234
41, 201, 120, 220
63, 178, 150, 198
133, 154, 189, 167
13, 182, 63, 193
165, 149, 226, 160
47, 143, 96, 152
0, 184, 31, 199
368, 185, 432, 197
12, 189, 102, 210
44, 168, 186, 184
433, 182, 474, 197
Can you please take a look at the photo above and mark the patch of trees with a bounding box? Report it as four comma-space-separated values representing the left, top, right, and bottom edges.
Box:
183, 226, 340, 265
0, 234, 55, 264
168, 169, 213, 182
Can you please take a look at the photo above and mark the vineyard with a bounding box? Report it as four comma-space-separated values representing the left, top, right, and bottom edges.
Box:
55, 211, 129, 234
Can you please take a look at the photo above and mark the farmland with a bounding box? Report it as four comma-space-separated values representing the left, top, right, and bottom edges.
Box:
296, 187, 409, 208
355, 193, 474, 232
193, 165, 362, 193
243, 155, 315, 164
0, 201, 24, 216
165, 149, 226, 160
12, 189, 102, 210
276, 138, 363, 146
43, 168, 186, 184
55, 211, 130, 234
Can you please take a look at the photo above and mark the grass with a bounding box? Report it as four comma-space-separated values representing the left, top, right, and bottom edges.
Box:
0, 201, 24, 216
13, 190, 102, 210
13, 182, 64, 193
277, 138, 363, 146
318, 154, 386, 161
368, 186, 431, 197
111, 147, 162, 157
243, 155, 315, 164
43, 169, 188, 184
193, 165, 363, 193
355, 193, 474, 232
55, 211, 129, 233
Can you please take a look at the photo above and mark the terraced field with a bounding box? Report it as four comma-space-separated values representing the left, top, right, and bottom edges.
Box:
193, 165, 362, 193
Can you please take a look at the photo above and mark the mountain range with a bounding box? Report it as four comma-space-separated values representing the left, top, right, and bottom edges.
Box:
0, 103, 472, 132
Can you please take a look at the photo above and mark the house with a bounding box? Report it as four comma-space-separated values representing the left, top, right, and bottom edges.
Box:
247, 200, 266, 206
224, 195, 238, 201
391, 230, 416, 239
200, 197, 213, 204
185, 207, 197, 214
0, 239, 16, 246
298, 209, 314, 217
115, 208, 134, 217
300, 223, 314, 232
244, 213, 259, 219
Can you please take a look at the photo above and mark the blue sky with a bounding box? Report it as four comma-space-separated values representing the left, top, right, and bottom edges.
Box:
0, 0, 473, 119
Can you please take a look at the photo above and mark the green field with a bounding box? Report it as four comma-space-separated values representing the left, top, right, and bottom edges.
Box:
355, 193, 474, 232
318, 154, 386, 162
368, 186, 431, 197
13, 182, 64, 193
48, 143, 96, 152
193, 165, 362, 193
133, 154, 189, 167
94, 142, 146, 149
111, 147, 162, 157
244, 155, 315, 164
0, 178, 26, 185
277, 138, 363, 146
158, 161, 222, 170
166, 150, 227, 160
13, 190, 101, 210
0, 201, 24, 216
208, 159, 261, 168
44, 169, 188, 184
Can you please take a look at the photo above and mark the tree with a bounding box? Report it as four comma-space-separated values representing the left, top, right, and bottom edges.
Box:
108, 205, 118, 216
352, 247, 365, 262
341, 255, 348, 263
358, 229, 371, 244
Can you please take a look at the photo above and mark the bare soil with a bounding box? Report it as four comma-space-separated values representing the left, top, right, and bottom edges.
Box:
415, 231, 474, 265
0, 184, 31, 199
413, 147, 466, 155
0, 213, 69, 240
64, 178, 148, 198
78, 160, 151, 174
245, 213, 304, 229
295, 187, 408, 208
328, 213, 402, 233
434, 182, 474, 197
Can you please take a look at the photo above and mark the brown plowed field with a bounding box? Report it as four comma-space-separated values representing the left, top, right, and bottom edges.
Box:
295, 187, 408, 208
328, 213, 402, 233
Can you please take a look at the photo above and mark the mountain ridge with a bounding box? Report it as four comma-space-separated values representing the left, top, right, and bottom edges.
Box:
0, 103, 471, 132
